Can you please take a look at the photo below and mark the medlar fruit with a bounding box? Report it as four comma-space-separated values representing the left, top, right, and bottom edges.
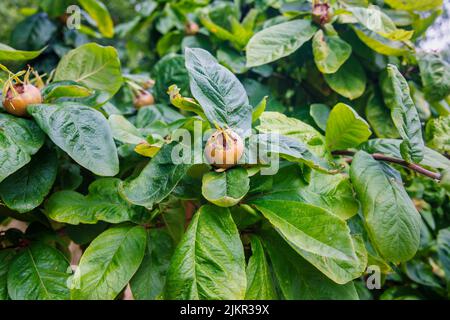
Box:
204, 129, 244, 169
2, 84, 42, 117
134, 90, 155, 108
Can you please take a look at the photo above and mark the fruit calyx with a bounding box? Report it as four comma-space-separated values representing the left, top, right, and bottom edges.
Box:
142, 79, 156, 90
312, 1, 331, 26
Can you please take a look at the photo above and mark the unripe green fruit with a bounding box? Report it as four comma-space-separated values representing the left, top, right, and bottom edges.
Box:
204, 129, 244, 169
2, 84, 42, 117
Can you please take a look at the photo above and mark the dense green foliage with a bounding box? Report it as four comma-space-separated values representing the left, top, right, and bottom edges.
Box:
0, 0, 449, 300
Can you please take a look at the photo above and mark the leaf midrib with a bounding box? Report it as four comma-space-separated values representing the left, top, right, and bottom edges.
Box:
76, 58, 112, 83
256, 204, 356, 262
77, 227, 137, 299
27, 248, 51, 299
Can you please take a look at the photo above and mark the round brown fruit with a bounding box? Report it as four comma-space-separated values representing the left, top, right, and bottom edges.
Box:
185, 21, 199, 36
204, 129, 244, 169
133, 91, 155, 108
2, 84, 42, 117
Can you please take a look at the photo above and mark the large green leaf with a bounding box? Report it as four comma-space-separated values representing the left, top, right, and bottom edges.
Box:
261, 230, 359, 300
10, 13, 56, 51
381, 64, 424, 163
54, 43, 123, 100
185, 47, 252, 131
326, 103, 371, 151
46, 178, 147, 225
250, 165, 358, 220
78, 0, 114, 38
365, 92, 400, 138
350, 151, 421, 263
164, 205, 246, 299
0, 250, 15, 300
0, 148, 57, 213
130, 229, 175, 300
298, 171, 359, 220
324, 56, 366, 100
384, 0, 443, 11
120, 143, 191, 209
7, 243, 70, 300
348, 5, 413, 41
312, 30, 352, 74
28, 102, 119, 176
250, 199, 367, 284
256, 133, 332, 173
246, 19, 317, 67
0, 43, 45, 64
0, 114, 45, 183
71, 225, 147, 300
202, 167, 250, 207
257, 111, 326, 157
362, 138, 450, 171
245, 236, 277, 300
417, 52, 450, 102
353, 26, 409, 56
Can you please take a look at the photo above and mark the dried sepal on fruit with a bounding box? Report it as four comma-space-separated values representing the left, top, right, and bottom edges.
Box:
142, 79, 156, 90
204, 126, 244, 169
312, 0, 331, 25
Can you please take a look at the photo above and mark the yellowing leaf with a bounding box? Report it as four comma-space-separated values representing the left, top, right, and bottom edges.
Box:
134, 142, 162, 158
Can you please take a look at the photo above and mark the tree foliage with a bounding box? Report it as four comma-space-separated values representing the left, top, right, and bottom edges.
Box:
0, 0, 449, 301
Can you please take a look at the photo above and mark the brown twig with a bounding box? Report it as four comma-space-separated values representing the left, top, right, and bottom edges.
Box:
332, 150, 442, 181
